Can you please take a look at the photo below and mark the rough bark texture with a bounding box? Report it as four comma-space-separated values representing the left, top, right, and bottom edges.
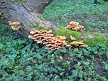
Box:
0, 0, 58, 37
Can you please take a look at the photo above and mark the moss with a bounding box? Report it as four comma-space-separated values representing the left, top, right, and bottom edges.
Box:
37, 16, 43, 20
54, 26, 108, 47
14, 0, 17, 2
14, 0, 28, 2
30, 22, 34, 25
36, 26, 45, 30
29, 10, 34, 12
82, 32, 108, 47
20, 0, 28, 2
36, 26, 53, 31
83, 36, 108, 47
28, 25, 32, 28
35, 22, 40, 26
43, 17, 49, 21
54, 26, 82, 43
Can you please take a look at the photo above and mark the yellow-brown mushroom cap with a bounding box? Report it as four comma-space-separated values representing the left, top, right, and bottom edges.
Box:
57, 36, 66, 39
70, 35, 76, 40
8, 21, 13, 25
69, 21, 79, 26
12, 22, 20, 25
65, 44, 71, 47
11, 26, 21, 30
80, 45, 88, 47
30, 31, 37, 34
70, 41, 79, 45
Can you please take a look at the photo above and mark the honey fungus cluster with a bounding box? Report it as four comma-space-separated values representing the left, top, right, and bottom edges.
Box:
68, 35, 88, 48
28, 30, 67, 50
8, 21, 21, 30
65, 21, 84, 31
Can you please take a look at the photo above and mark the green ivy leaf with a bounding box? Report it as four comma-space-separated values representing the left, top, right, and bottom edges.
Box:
72, 70, 78, 77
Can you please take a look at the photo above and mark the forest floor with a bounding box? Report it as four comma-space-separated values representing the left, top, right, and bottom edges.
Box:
0, 0, 108, 81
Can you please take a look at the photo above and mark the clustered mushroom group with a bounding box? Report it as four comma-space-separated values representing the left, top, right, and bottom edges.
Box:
65, 21, 84, 31
28, 29, 88, 50
8, 21, 21, 30
28, 30, 67, 50
69, 35, 88, 47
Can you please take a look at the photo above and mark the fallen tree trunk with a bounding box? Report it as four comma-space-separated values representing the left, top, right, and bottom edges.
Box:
0, 0, 58, 37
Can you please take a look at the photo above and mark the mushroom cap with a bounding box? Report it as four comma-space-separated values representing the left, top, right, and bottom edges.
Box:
28, 35, 33, 38
72, 27, 79, 31
0, 12, 2, 15
70, 41, 79, 45
70, 35, 76, 40
78, 40, 84, 44
11, 26, 21, 30
58, 39, 66, 43
57, 36, 66, 39
78, 25, 84, 28
37, 40, 43, 43
8, 21, 13, 25
30, 31, 36, 34
34, 34, 40, 36
0, 13, 4, 18
12, 22, 20, 25
46, 30, 52, 34
65, 44, 71, 47
55, 42, 62, 45
80, 45, 88, 47
46, 34, 53, 37
74, 44, 79, 47
69, 21, 79, 26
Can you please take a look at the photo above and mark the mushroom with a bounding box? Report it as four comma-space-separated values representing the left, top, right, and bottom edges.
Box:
65, 21, 84, 32
0, 12, 4, 18
70, 35, 76, 41
37, 40, 43, 43
80, 45, 88, 48
57, 36, 66, 39
30, 31, 37, 34
65, 44, 71, 47
8, 21, 13, 25
46, 30, 52, 34
8, 21, 21, 30
70, 41, 79, 47
78, 40, 84, 45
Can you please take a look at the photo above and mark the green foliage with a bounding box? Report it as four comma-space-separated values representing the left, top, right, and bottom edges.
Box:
0, 23, 108, 80
43, 0, 108, 33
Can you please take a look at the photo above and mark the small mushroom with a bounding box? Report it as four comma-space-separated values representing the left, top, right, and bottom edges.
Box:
30, 31, 37, 34
11, 26, 21, 30
70, 41, 79, 47
78, 40, 84, 45
65, 44, 71, 47
9, 21, 21, 30
70, 35, 76, 41
8, 21, 13, 25
80, 45, 88, 48
46, 30, 52, 34
69, 21, 79, 26
0, 12, 4, 18
57, 36, 66, 39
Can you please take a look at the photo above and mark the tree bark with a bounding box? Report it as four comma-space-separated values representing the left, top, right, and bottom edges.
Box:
0, 0, 58, 37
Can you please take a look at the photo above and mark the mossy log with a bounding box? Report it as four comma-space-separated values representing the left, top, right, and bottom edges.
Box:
0, 0, 58, 37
